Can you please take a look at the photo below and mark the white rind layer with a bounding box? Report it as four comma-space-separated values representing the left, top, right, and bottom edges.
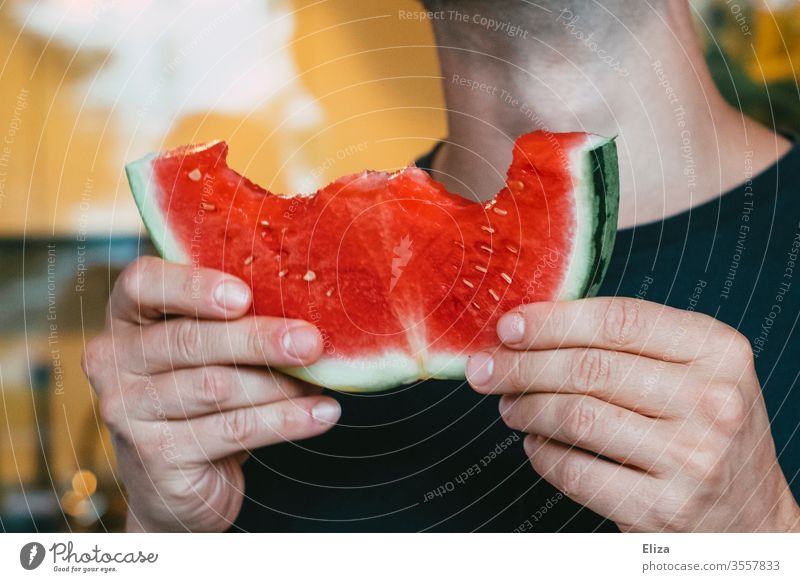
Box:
126, 155, 190, 264
283, 352, 467, 393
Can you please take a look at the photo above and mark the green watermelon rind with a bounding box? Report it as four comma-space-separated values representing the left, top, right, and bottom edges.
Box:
557, 135, 619, 300
125, 135, 619, 393
586, 137, 620, 296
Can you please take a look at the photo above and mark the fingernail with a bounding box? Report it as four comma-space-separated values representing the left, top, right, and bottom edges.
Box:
497, 312, 525, 344
282, 325, 321, 360
466, 352, 494, 386
214, 280, 250, 310
311, 401, 341, 424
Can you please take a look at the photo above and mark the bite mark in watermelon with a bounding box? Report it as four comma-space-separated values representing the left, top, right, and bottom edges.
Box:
126, 131, 618, 392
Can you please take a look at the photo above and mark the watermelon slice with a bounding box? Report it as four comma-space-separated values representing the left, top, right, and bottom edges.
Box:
126, 131, 618, 392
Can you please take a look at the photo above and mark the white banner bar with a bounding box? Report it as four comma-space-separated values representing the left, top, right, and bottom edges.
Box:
1, 533, 798, 581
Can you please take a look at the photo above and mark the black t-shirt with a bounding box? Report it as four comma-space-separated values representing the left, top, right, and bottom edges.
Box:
232, 143, 800, 532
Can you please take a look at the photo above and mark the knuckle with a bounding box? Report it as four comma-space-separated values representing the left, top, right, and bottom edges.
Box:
563, 398, 598, 441
118, 257, 153, 300
268, 402, 313, 438
701, 462, 726, 489
179, 267, 201, 307
673, 433, 726, 485
699, 384, 747, 434
571, 349, 612, 393
509, 354, 534, 391
197, 367, 234, 408
245, 320, 268, 360
602, 298, 642, 347
726, 331, 755, 367
703, 321, 754, 366
171, 319, 204, 363
651, 489, 692, 531
220, 407, 259, 446
499, 396, 519, 427
556, 457, 587, 498
664, 511, 692, 533
544, 303, 568, 341
685, 448, 725, 486
716, 393, 748, 434
273, 405, 298, 436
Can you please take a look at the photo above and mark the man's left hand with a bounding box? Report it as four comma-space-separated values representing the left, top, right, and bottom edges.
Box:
466, 298, 800, 532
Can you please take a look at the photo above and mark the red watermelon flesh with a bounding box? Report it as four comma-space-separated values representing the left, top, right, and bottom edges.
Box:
126, 131, 618, 392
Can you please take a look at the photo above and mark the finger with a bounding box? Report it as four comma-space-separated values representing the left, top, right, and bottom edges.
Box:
125, 316, 323, 373
172, 396, 341, 462
109, 256, 252, 325
125, 367, 323, 420
468, 347, 692, 418
523, 435, 662, 528
501, 394, 670, 473
496, 298, 726, 362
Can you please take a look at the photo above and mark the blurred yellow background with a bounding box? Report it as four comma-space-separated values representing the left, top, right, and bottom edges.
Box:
0, 0, 798, 531
0, 0, 445, 237
0, 0, 446, 532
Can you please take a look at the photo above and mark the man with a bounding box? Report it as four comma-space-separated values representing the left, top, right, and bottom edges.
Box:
83, 0, 800, 532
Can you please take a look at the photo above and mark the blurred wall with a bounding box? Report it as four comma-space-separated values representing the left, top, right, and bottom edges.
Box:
0, 0, 445, 237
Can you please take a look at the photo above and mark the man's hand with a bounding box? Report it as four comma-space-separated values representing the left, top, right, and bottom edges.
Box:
466, 298, 800, 532
82, 257, 340, 532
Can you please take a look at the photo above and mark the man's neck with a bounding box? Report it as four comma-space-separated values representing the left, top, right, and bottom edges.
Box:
428, 3, 790, 229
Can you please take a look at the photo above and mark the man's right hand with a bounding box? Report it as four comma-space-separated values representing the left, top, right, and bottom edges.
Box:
81, 257, 340, 532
